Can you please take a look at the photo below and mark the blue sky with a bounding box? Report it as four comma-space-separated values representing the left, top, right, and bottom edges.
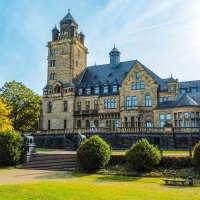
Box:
0, 0, 200, 94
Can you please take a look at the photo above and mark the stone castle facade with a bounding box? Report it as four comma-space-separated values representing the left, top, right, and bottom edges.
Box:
41, 11, 200, 137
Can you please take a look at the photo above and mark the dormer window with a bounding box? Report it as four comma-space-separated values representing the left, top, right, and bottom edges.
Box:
94, 86, 99, 94
78, 88, 82, 95
191, 87, 198, 93
112, 85, 118, 93
103, 86, 109, 94
135, 72, 140, 79
180, 88, 187, 94
86, 87, 91, 95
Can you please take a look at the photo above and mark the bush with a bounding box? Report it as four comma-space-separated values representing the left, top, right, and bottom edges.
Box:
159, 157, 192, 169
77, 135, 111, 171
109, 155, 126, 165
0, 130, 24, 166
126, 138, 161, 171
193, 141, 200, 171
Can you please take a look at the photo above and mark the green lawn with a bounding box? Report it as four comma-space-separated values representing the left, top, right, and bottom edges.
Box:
36, 148, 57, 152
0, 174, 200, 200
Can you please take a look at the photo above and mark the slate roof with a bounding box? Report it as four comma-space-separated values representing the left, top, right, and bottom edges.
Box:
156, 92, 200, 109
179, 80, 200, 92
61, 11, 77, 25
79, 60, 137, 87
140, 63, 167, 91
163, 77, 177, 83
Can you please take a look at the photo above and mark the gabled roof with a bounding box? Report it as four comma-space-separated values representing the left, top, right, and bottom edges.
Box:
175, 93, 199, 107
79, 60, 137, 87
140, 63, 167, 91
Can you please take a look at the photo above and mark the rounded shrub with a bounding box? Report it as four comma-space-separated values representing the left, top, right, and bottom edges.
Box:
126, 138, 161, 171
0, 130, 24, 166
193, 141, 200, 171
76, 135, 111, 171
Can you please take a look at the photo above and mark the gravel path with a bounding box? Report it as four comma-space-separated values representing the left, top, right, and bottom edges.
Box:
0, 169, 73, 185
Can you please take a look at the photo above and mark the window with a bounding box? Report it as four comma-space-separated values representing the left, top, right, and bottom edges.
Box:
132, 96, 137, 107
159, 113, 171, 127
140, 81, 144, 89
167, 96, 172, 101
104, 98, 117, 109
86, 87, 91, 95
77, 102, 82, 111
48, 120, 51, 130
191, 87, 198, 93
94, 119, 99, 128
159, 97, 163, 103
126, 96, 131, 107
145, 95, 151, 107
85, 101, 90, 110
78, 88, 82, 95
85, 120, 90, 128
77, 120, 81, 128
63, 100, 68, 112
135, 72, 140, 79
47, 102, 52, 113
184, 112, 189, 118
50, 60, 56, 66
94, 86, 99, 94
64, 119, 67, 129
94, 100, 99, 110
170, 85, 174, 91
132, 81, 145, 90
166, 114, 171, 120
112, 85, 118, 93
180, 88, 187, 94
50, 49, 56, 56
103, 86, 108, 94
76, 60, 78, 67
50, 73, 56, 80
163, 97, 167, 102
146, 121, 153, 128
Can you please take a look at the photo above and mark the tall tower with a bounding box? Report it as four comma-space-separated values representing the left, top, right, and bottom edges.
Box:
41, 10, 87, 131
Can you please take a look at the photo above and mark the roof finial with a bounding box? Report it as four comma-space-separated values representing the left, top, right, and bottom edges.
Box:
68, 9, 70, 13
171, 74, 172, 78
114, 43, 116, 48
94, 62, 96, 66
54, 24, 56, 27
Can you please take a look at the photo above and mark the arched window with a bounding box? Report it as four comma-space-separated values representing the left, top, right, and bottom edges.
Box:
77, 120, 81, 128
85, 120, 90, 128
131, 117, 135, 128
54, 84, 61, 93
124, 117, 128, 128
63, 100, 68, 112
94, 119, 99, 128
47, 101, 52, 113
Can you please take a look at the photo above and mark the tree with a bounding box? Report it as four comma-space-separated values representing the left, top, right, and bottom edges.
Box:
193, 141, 200, 172
0, 81, 41, 132
0, 97, 13, 131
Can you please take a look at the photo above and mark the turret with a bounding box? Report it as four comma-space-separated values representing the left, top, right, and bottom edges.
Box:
52, 25, 59, 41
109, 45, 121, 68
79, 30, 85, 44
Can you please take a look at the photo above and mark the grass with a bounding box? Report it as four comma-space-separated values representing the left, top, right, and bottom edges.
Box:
36, 148, 57, 152
0, 174, 200, 200
111, 150, 190, 156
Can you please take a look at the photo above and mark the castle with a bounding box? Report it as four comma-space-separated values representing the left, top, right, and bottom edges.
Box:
40, 11, 200, 149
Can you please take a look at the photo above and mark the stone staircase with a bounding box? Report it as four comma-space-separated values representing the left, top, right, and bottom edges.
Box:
20, 153, 77, 171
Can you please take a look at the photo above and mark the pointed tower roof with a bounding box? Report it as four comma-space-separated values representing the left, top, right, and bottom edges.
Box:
61, 9, 77, 25
52, 25, 59, 32
109, 45, 121, 55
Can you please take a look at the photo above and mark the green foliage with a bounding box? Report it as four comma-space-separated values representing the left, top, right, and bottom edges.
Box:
193, 141, 200, 171
77, 135, 111, 171
0, 81, 41, 131
126, 138, 161, 171
0, 130, 24, 166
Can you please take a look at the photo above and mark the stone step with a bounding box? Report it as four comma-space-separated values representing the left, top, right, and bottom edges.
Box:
21, 153, 77, 171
